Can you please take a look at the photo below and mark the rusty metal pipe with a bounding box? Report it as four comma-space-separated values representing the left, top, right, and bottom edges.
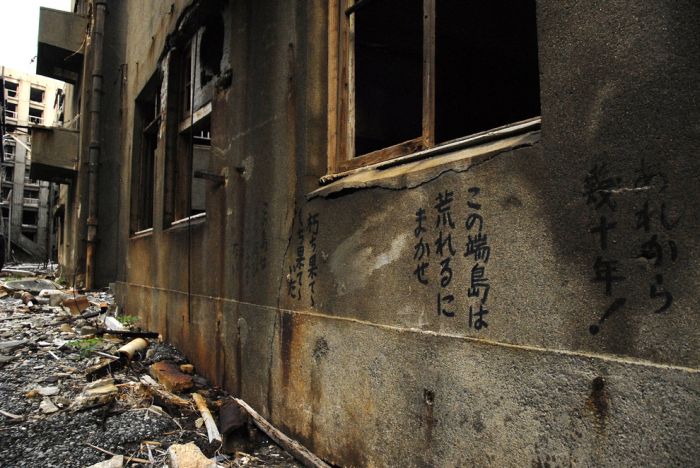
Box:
85, 0, 107, 290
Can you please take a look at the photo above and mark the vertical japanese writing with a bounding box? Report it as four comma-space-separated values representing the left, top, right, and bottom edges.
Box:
633, 159, 678, 315
435, 191, 456, 317
584, 162, 626, 335
307, 213, 320, 307
584, 159, 681, 335
464, 187, 491, 330
413, 208, 430, 285
287, 211, 305, 300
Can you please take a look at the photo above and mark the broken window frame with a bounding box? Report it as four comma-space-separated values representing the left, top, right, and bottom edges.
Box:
163, 36, 211, 228
29, 86, 45, 104
28, 106, 44, 125
130, 72, 161, 236
327, 0, 541, 174
4, 80, 19, 99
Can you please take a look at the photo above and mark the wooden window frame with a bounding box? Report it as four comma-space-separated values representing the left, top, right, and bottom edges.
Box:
328, 0, 436, 174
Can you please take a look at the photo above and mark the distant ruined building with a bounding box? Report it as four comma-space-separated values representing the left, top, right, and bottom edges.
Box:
0, 66, 62, 262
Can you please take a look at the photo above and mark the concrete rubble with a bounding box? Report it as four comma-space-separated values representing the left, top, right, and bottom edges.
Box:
0, 265, 303, 467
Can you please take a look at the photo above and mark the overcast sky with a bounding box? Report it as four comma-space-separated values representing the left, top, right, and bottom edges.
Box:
0, 0, 72, 74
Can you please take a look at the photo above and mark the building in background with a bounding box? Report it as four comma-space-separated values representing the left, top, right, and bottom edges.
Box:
0, 66, 62, 262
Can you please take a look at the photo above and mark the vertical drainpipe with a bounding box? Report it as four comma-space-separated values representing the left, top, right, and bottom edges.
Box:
85, 0, 106, 290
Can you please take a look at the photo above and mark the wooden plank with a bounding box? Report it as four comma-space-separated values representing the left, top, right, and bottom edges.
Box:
233, 398, 330, 468
337, 137, 424, 172
192, 393, 222, 443
422, 0, 436, 148
327, 0, 340, 174
346, 1, 356, 161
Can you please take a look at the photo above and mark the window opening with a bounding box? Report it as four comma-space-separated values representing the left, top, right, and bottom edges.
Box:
28, 107, 44, 125
5, 102, 17, 120
130, 73, 160, 233
333, 0, 540, 171
5, 81, 18, 99
29, 87, 45, 103
22, 209, 38, 226
200, 14, 224, 85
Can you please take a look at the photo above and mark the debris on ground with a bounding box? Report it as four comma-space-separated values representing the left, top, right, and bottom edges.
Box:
0, 269, 306, 467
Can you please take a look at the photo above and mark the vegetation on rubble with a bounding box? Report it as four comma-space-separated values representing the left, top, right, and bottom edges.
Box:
66, 338, 102, 358
116, 315, 140, 327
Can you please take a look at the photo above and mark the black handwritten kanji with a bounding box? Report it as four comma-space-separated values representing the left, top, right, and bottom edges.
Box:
435, 231, 456, 257
467, 264, 490, 304
467, 187, 481, 210
660, 202, 680, 230
468, 304, 488, 330
439, 257, 453, 288
434, 191, 456, 228
590, 216, 616, 250
414, 262, 429, 285
465, 213, 484, 231
465, 232, 490, 262
634, 158, 668, 192
639, 234, 663, 266
414, 238, 430, 261
583, 162, 621, 211
437, 293, 455, 317
650, 274, 673, 314
414, 208, 428, 237
592, 257, 625, 296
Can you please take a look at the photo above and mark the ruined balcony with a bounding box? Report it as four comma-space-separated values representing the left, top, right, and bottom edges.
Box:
28, 126, 79, 184
35, 7, 88, 84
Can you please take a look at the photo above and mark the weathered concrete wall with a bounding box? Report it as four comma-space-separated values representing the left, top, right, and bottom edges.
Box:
114, 0, 700, 465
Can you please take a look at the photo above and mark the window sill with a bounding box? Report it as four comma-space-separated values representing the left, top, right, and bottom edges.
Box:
130, 227, 154, 240
164, 212, 207, 232
310, 117, 541, 200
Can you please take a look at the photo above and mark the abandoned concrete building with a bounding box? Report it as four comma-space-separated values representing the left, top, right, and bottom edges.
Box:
32, 0, 699, 465
0, 66, 62, 262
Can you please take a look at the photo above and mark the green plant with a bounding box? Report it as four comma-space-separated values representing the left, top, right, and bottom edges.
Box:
117, 315, 140, 327
66, 338, 102, 358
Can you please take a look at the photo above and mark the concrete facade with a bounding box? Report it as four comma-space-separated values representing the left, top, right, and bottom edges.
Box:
1, 66, 61, 261
43, 0, 699, 465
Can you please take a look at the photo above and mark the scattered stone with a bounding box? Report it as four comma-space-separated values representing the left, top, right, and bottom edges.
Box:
72, 377, 118, 410
150, 360, 193, 393
167, 442, 216, 468
60, 323, 73, 333
86, 455, 124, 468
36, 386, 60, 396
4, 279, 61, 295
104, 316, 127, 331
62, 295, 89, 316
80, 326, 98, 336
180, 363, 194, 374
40, 397, 59, 414
0, 339, 27, 351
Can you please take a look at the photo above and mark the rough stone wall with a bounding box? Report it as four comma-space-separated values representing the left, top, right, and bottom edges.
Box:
114, 0, 700, 466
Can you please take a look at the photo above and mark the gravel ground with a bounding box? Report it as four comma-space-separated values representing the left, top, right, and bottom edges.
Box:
0, 271, 301, 468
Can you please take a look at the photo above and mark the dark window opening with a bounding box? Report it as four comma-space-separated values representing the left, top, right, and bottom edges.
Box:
337, 0, 541, 170
5, 81, 18, 98
435, 0, 540, 143
24, 230, 37, 243
180, 44, 193, 119
29, 87, 45, 103
5, 102, 17, 119
200, 14, 224, 86
130, 73, 160, 233
354, 0, 422, 156
3, 144, 15, 159
22, 210, 37, 226
28, 107, 43, 124
5, 167, 14, 182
